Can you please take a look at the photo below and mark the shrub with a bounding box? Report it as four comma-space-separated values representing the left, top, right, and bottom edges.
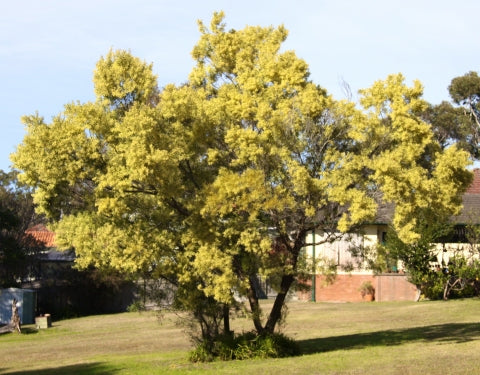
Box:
126, 301, 145, 312
358, 281, 375, 297
188, 331, 300, 362
188, 341, 215, 363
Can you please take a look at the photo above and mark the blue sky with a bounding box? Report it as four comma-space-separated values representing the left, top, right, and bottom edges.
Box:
1, 0, 479, 172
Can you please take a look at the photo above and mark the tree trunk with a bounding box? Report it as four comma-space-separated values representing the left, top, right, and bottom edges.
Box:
247, 276, 264, 334
264, 274, 294, 334
222, 304, 232, 336
263, 240, 302, 334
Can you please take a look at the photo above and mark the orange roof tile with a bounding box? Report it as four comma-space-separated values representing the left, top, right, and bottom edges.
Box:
25, 224, 56, 248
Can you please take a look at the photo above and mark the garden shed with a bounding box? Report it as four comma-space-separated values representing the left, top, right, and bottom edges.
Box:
0, 288, 36, 324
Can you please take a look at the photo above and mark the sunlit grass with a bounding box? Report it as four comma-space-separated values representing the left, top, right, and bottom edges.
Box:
1, 299, 479, 374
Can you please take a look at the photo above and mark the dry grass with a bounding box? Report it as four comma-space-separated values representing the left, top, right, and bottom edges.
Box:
0, 311, 189, 373
1, 299, 480, 374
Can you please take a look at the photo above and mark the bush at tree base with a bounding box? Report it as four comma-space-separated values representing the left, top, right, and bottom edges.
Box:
188, 331, 300, 362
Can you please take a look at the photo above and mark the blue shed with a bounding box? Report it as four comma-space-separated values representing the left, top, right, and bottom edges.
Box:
0, 288, 36, 324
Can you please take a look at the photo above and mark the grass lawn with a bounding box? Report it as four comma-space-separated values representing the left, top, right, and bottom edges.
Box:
1, 298, 479, 374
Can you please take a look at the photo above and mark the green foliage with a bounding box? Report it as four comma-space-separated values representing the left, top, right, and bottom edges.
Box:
409, 256, 480, 301
126, 300, 145, 313
377, 214, 480, 300
188, 331, 300, 362
375, 216, 448, 298
421, 70, 480, 160
449, 71, 480, 106
422, 101, 476, 157
441, 255, 480, 300
358, 281, 375, 297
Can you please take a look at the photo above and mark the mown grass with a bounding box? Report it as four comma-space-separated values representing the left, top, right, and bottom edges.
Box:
1, 299, 479, 374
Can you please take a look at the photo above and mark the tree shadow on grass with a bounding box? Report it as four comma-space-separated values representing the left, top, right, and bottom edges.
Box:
298, 322, 480, 355
0, 362, 118, 375
19, 327, 39, 335
0, 327, 39, 336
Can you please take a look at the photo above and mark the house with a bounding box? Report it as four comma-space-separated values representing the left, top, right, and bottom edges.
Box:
25, 224, 56, 248
23, 225, 136, 318
26, 224, 75, 278
299, 169, 480, 303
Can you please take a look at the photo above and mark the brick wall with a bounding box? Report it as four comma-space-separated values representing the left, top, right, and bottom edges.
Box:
298, 274, 418, 302
298, 274, 375, 302
376, 274, 419, 301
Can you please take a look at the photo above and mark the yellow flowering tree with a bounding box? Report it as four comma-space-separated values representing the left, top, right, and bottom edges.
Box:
12, 13, 472, 350
331, 74, 472, 244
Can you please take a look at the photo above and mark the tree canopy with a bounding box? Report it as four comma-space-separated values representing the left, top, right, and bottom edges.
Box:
11, 12, 472, 350
422, 71, 480, 160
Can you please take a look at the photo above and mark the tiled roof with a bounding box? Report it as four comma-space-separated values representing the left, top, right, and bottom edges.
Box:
374, 200, 394, 224
373, 169, 480, 225
465, 169, 480, 194
25, 224, 55, 248
452, 193, 480, 224
374, 196, 480, 225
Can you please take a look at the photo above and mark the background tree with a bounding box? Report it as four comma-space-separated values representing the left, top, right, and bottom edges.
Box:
374, 213, 451, 299
0, 170, 44, 287
449, 71, 480, 127
448, 71, 480, 159
421, 102, 474, 155
422, 71, 480, 160
11, 13, 472, 359
376, 216, 480, 301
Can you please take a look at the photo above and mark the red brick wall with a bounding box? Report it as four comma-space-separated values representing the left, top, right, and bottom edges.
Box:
298, 274, 418, 302
376, 274, 419, 301
298, 275, 375, 302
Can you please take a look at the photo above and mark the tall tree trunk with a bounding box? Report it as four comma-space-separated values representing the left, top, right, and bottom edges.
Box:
263, 240, 302, 334
222, 303, 231, 336
264, 274, 294, 334
247, 276, 264, 334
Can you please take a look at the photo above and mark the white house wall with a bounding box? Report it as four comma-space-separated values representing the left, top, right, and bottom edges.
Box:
305, 229, 370, 275
432, 242, 480, 266
363, 225, 380, 247
304, 224, 479, 276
